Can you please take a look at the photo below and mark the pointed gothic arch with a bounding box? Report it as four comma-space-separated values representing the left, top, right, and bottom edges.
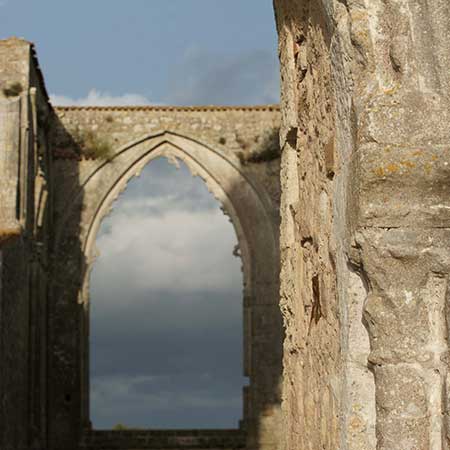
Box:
51, 129, 282, 448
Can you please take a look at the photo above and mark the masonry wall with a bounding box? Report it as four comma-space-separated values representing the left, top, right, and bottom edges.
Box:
0, 38, 53, 450
274, 1, 450, 449
48, 106, 283, 450
274, 3, 351, 449
81, 429, 246, 450
0, 39, 284, 450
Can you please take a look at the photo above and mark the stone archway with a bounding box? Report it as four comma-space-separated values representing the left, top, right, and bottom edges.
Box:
50, 126, 282, 450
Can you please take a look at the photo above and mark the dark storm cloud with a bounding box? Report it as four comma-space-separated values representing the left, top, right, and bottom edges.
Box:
90, 289, 243, 378
166, 48, 280, 105
91, 372, 243, 429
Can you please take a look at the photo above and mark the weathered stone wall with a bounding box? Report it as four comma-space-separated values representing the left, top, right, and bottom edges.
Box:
81, 429, 246, 450
0, 38, 53, 450
48, 105, 282, 450
274, 0, 450, 449
275, 2, 352, 449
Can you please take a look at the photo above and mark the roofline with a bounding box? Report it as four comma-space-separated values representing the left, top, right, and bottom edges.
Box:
30, 41, 50, 102
54, 104, 280, 112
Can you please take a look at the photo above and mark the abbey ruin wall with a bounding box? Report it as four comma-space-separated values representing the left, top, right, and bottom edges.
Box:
0, 37, 283, 450
49, 105, 283, 450
51, 104, 281, 233
274, 1, 450, 449
0, 38, 53, 450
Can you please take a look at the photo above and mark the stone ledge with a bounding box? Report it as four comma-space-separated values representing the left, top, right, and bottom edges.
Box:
55, 105, 280, 112
81, 429, 246, 450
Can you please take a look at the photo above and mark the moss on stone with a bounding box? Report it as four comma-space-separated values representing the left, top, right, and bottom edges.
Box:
71, 128, 113, 161
238, 129, 280, 165
3, 82, 23, 97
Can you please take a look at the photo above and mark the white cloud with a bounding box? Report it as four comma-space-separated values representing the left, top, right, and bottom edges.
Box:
89, 158, 242, 307
91, 205, 241, 303
50, 88, 152, 106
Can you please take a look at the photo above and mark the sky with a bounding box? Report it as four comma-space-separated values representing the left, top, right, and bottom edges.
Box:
0, 0, 279, 106
1, 0, 279, 429
90, 159, 245, 428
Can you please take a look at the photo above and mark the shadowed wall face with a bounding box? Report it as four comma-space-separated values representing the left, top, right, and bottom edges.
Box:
0, 39, 54, 450
89, 157, 246, 429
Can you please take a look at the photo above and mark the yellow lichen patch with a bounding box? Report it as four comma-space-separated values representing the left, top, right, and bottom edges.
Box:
353, 30, 369, 43
383, 84, 399, 96
350, 9, 369, 22
424, 163, 433, 175
400, 160, 416, 169
374, 167, 385, 177
352, 404, 363, 413
386, 163, 399, 173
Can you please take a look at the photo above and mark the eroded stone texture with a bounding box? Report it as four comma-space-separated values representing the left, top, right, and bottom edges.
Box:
274, 0, 450, 449
274, 2, 355, 449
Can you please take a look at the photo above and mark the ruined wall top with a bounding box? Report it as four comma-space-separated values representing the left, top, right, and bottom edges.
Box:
0, 38, 50, 105
0, 38, 52, 244
52, 105, 280, 164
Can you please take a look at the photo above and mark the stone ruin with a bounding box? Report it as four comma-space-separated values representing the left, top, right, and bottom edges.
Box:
0, 37, 282, 450
1, 1, 450, 449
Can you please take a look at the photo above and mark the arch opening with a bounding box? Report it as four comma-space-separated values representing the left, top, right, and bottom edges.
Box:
88, 156, 248, 429
74, 132, 281, 448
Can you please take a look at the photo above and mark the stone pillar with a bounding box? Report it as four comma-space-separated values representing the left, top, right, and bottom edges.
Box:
274, 0, 450, 448
348, 0, 450, 447
351, 230, 450, 449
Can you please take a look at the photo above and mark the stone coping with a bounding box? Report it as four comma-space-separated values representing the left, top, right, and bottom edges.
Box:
54, 105, 280, 112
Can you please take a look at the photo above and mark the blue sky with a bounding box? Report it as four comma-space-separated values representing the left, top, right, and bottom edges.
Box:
0, 0, 279, 105
1, 0, 279, 429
